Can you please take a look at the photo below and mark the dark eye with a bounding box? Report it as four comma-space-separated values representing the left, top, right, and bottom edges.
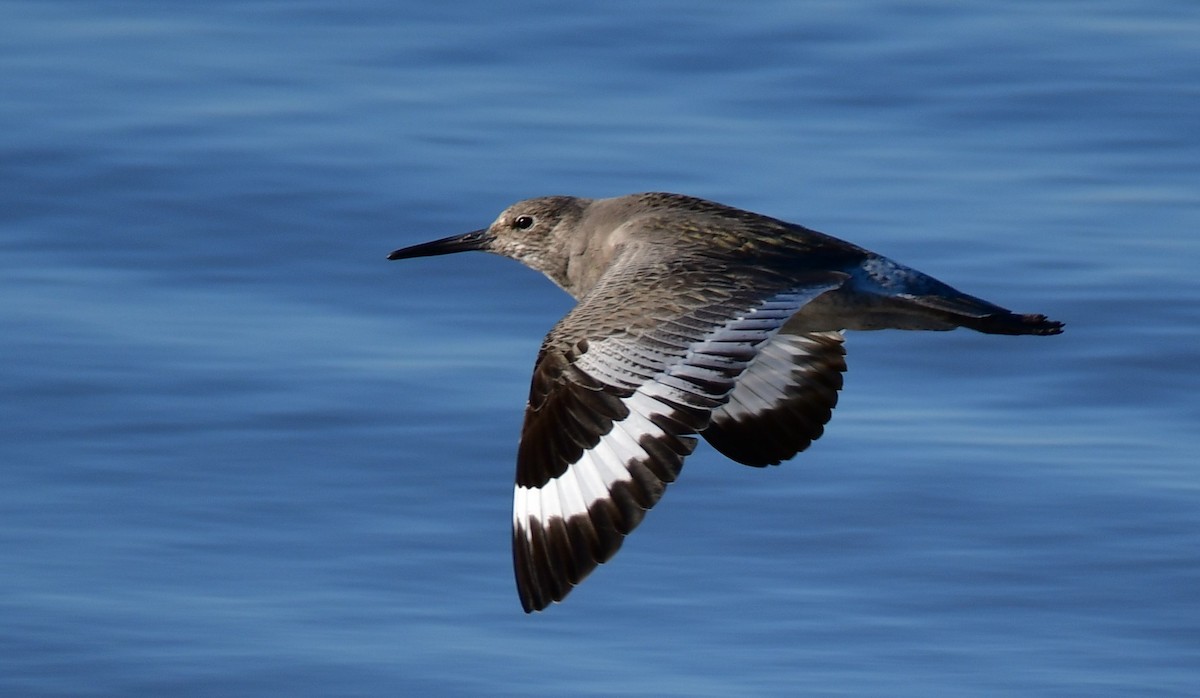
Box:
513, 215, 535, 230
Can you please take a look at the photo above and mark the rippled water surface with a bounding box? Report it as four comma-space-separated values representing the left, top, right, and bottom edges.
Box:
2, 1, 1198, 696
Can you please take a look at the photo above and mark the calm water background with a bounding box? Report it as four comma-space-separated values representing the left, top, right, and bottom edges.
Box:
2, 1, 1198, 696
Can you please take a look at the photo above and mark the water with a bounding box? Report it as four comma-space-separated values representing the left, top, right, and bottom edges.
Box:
2, 1, 1198, 696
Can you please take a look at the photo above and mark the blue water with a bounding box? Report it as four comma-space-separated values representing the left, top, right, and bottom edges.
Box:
2, 1, 1198, 695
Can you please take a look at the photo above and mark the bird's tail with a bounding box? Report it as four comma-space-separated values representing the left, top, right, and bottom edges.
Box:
908, 292, 1064, 336
957, 311, 1064, 336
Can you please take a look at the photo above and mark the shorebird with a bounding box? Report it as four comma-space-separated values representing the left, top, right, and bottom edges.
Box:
388, 192, 1063, 612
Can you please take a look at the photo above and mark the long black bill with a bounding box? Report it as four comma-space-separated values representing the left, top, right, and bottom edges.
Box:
387, 228, 491, 260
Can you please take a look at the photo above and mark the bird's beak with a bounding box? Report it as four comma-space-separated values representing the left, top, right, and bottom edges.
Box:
387, 228, 492, 260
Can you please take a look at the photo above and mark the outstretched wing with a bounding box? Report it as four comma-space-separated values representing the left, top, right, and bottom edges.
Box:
512, 249, 846, 612
702, 330, 846, 467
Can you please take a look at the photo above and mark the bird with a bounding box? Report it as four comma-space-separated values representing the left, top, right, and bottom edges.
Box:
387, 192, 1063, 613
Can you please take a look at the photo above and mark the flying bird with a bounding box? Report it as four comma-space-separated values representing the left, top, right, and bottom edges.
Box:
387, 192, 1063, 612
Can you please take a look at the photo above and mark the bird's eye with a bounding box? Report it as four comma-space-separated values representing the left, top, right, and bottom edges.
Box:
513, 215, 535, 230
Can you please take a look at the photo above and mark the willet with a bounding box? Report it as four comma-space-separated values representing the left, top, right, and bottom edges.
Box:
388, 192, 1063, 612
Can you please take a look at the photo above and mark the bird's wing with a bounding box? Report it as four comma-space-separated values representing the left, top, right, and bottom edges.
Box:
512, 249, 846, 611
701, 330, 846, 467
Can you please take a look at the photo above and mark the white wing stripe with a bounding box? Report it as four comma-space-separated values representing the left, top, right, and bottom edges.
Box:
555, 467, 589, 527
515, 385, 684, 532
513, 485, 528, 529
572, 449, 613, 504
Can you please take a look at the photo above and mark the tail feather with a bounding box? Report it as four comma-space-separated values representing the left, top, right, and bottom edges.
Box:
905, 292, 1064, 336
958, 311, 1064, 336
